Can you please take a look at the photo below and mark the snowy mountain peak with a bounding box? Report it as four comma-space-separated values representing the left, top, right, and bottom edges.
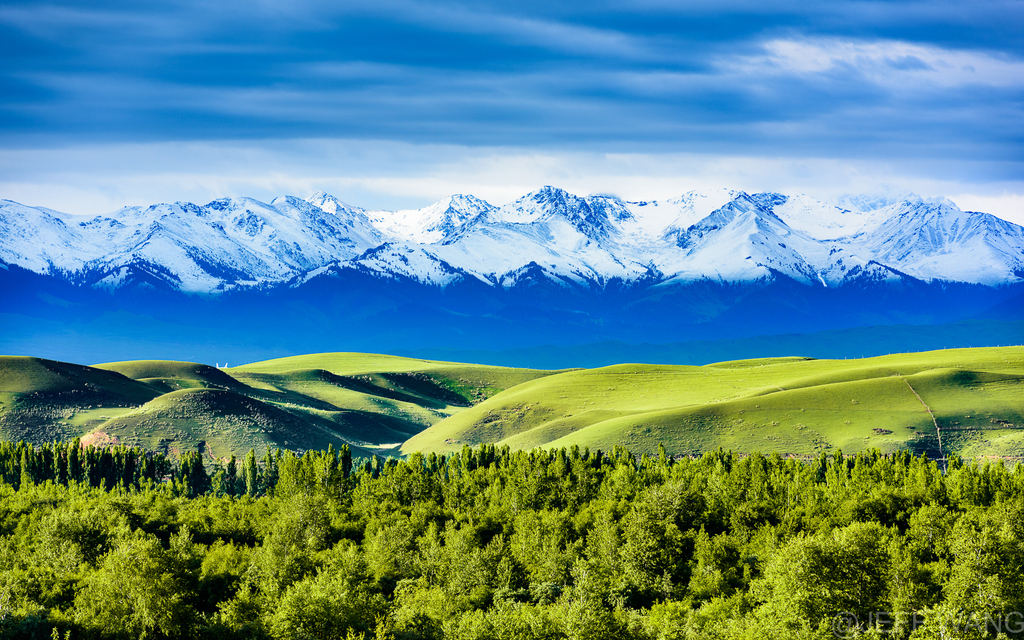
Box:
305, 191, 364, 217
490, 187, 577, 224
622, 188, 741, 239
486, 186, 630, 242
427, 194, 495, 226
765, 193, 889, 240
682, 191, 780, 235
856, 197, 1024, 284
270, 194, 314, 210
379, 197, 492, 244
830, 189, 925, 212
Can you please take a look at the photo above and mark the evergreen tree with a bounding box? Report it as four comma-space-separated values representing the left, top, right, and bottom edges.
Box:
179, 452, 212, 498
19, 447, 33, 488
53, 442, 69, 485
67, 438, 82, 483
225, 454, 239, 496
244, 449, 259, 496
340, 444, 353, 479
262, 448, 280, 496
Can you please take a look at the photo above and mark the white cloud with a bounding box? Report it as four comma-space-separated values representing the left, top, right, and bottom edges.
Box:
948, 192, 1024, 222
728, 37, 1024, 89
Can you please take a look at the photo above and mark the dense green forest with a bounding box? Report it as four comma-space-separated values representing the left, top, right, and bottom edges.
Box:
2, 441, 1024, 639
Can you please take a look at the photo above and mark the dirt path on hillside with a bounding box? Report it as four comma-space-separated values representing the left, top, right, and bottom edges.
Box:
901, 377, 945, 471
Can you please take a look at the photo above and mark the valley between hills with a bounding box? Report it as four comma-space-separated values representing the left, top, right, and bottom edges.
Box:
0, 346, 1019, 460
1, 347, 1022, 462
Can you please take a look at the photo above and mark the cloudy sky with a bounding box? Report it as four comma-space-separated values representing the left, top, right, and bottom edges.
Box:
1, 0, 1022, 221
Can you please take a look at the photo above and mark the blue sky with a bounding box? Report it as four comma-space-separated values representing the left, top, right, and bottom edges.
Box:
1, 0, 1022, 221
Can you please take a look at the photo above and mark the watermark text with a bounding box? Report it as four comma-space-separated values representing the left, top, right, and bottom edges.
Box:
831, 610, 1024, 638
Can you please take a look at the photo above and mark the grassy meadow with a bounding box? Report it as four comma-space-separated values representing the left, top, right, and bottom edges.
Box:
402, 347, 1024, 459
1, 347, 1022, 461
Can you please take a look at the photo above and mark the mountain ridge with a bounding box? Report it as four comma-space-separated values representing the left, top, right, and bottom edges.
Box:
3, 187, 1022, 294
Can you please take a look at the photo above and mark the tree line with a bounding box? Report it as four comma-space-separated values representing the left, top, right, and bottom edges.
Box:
0, 439, 354, 499
0, 441, 1023, 639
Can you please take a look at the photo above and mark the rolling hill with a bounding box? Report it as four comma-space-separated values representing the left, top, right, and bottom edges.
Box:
402, 347, 1024, 460
0, 353, 560, 459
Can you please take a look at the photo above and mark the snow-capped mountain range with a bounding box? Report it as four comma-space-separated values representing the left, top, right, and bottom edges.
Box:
2, 187, 1023, 293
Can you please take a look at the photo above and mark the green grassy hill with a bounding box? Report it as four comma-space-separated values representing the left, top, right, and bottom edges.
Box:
401, 347, 1024, 459
0, 353, 559, 459
0, 357, 160, 443
4, 348, 1022, 461
96, 360, 249, 393
88, 387, 380, 458
229, 352, 558, 402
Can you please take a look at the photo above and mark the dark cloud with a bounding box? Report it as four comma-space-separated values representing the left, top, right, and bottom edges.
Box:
0, 0, 1021, 167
